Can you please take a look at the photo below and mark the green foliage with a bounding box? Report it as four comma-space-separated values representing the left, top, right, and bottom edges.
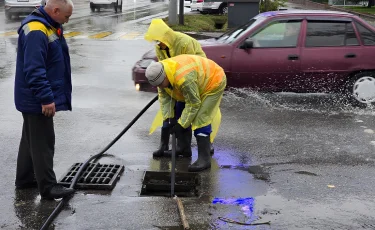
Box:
260, 0, 287, 12
163, 15, 228, 32
344, 6, 375, 14
311, 0, 329, 3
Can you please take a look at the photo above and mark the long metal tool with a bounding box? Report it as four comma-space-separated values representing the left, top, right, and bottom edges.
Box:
170, 133, 176, 197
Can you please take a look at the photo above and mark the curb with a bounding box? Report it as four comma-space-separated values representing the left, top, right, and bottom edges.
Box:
184, 31, 223, 39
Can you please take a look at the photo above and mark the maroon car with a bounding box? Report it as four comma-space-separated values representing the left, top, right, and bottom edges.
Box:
132, 10, 375, 106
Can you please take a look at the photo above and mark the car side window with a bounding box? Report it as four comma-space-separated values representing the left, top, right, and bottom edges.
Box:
305, 21, 359, 47
250, 20, 302, 48
354, 22, 375, 46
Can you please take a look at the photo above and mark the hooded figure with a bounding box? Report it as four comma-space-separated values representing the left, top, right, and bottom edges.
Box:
144, 18, 206, 61
146, 55, 226, 172
144, 19, 210, 159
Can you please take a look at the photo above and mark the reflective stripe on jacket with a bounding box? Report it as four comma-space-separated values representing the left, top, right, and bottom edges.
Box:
159, 55, 226, 130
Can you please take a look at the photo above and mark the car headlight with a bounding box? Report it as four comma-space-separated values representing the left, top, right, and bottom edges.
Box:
139, 59, 155, 69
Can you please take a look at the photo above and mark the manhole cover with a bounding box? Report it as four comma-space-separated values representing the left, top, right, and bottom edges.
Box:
140, 171, 200, 197
58, 163, 124, 190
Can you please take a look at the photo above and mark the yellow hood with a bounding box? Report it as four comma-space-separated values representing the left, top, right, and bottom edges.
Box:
144, 18, 176, 48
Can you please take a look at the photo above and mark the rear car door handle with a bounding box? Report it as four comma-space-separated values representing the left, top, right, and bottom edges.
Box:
288, 54, 299, 60
345, 53, 356, 58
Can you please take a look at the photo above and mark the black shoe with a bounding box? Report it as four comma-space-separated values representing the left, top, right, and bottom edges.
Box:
163, 130, 192, 158
188, 135, 211, 172
42, 185, 75, 200
16, 181, 38, 190
153, 127, 170, 157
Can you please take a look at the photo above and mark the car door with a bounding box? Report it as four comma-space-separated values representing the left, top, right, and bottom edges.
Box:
230, 18, 303, 91
353, 20, 375, 70
298, 17, 363, 92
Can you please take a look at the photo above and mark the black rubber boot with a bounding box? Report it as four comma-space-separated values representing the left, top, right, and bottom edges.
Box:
210, 142, 214, 156
42, 185, 75, 200
188, 135, 211, 172
164, 130, 192, 158
152, 127, 170, 157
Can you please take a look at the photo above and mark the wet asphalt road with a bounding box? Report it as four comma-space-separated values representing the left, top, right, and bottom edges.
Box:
1, 2, 375, 230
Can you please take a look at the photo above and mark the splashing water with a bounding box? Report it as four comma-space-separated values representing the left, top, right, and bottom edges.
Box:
222, 87, 375, 116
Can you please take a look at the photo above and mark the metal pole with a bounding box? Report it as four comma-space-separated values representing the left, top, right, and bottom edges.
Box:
179, 0, 184, 25
169, 0, 178, 25
171, 133, 176, 197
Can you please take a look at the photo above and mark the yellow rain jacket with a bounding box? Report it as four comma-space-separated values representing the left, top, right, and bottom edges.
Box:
149, 55, 227, 143
144, 19, 206, 61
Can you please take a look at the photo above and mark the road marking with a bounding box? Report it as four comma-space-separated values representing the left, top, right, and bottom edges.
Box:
64, 31, 83, 38
0, 31, 17, 37
104, 32, 128, 40
89, 31, 113, 39
120, 32, 141, 40
364, 129, 374, 134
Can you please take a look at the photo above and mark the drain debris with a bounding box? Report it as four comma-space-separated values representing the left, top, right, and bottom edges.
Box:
140, 171, 200, 197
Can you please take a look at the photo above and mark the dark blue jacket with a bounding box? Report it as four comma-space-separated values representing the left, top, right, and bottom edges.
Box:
14, 6, 72, 114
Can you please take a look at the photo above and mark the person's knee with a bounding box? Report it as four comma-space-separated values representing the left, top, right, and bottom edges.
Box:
194, 125, 212, 137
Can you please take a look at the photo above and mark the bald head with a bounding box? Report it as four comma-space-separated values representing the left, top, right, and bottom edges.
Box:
44, 0, 74, 24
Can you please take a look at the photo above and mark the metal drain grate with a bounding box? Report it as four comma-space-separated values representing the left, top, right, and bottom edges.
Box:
58, 163, 124, 190
140, 171, 200, 197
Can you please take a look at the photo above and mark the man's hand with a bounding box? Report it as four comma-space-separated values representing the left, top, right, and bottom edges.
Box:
42, 103, 56, 117
171, 123, 184, 138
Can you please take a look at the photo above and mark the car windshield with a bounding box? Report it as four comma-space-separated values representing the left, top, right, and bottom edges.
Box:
216, 16, 267, 44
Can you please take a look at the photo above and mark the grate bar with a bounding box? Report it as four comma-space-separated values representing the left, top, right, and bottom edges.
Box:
83, 162, 100, 183
58, 163, 124, 190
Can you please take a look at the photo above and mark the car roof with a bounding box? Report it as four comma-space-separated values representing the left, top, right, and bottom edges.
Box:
259, 10, 354, 17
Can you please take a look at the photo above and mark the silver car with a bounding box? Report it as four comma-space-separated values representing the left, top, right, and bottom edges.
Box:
4, 0, 45, 20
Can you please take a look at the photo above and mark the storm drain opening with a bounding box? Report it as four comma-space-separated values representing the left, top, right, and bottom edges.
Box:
58, 163, 124, 190
140, 171, 200, 197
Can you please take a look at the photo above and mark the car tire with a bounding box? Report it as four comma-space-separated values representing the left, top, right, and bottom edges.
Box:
114, 1, 118, 13
344, 72, 375, 107
90, 3, 95, 12
219, 3, 228, 15
5, 12, 11, 20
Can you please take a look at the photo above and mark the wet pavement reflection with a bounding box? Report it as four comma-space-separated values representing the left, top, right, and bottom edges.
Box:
1, 5, 375, 228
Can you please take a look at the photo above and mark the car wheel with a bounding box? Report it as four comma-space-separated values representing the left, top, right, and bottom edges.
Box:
344, 72, 375, 107
5, 12, 11, 20
90, 3, 95, 12
114, 1, 118, 12
219, 3, 228, 15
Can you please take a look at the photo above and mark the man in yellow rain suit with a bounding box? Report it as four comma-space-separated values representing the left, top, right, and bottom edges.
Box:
145, 54, 226, 172
144, 18, 208, 158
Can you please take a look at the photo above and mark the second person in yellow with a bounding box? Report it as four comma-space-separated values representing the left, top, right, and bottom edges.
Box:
144, 18, 207, 158
145, 54, 227, 172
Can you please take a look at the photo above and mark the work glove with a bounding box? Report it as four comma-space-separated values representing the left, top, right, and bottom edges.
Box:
163, 118, 177, 128
171, 123, 184, 138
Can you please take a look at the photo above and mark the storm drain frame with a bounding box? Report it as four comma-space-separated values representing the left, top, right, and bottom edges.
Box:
58, 163, 124, 190
140, 171, 200, 197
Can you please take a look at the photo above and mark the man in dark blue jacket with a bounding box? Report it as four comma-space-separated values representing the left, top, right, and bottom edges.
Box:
14, 0, 75, 200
